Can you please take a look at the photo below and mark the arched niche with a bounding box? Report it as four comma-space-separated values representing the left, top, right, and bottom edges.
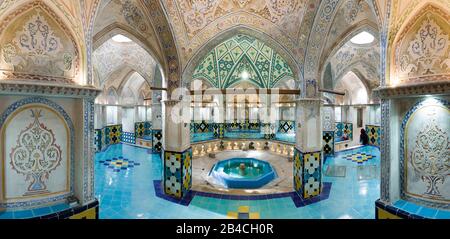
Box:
391, 5, 450, 86
400, 98, 449, 208
0, 98, 74, 208
0, 3, 80, 83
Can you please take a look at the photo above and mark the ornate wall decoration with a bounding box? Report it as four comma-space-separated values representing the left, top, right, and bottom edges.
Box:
10, 109, 62, 196
192, 34, 294, 88
92, 38, 156, 87
175, 0, 305, 40
162, 0, 306, 68
344, 0, 363, 24
322, 106, 334, 131
394, 8, 450, 84
0, 97, 74, 209
401, 98, 449, 208
0, 5, 79, 82
366, 125, 381, 147
163, 148, 192, 199
120, 0, 148, 33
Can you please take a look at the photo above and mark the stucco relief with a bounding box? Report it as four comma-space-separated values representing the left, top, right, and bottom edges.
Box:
92, 38, 156, 87
328, 43, 380, 89
394, 11, 449, 84
10, 109, 62, 196
0, 8, 78, 81
403, 101, 449, 205
163, 0, 306, 67
3, 105, 69, 200
176, 0, 305, 39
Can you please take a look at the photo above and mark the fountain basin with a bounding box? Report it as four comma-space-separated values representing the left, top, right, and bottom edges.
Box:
209, 158, 277, 189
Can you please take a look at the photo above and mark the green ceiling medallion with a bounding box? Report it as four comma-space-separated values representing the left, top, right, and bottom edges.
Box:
192, 34, 294, 89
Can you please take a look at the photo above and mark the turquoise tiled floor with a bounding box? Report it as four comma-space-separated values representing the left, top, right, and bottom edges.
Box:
95, 144, 382, 219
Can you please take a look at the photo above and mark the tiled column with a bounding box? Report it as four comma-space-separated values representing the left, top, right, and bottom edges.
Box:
293, 99, 323, 199
162, 100, 192, 199
152, 101, 163, 153
322, 105, 335, 157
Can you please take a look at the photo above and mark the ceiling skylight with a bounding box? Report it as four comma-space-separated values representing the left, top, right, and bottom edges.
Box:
350, 31, 375, 45
112, 34, 132, 43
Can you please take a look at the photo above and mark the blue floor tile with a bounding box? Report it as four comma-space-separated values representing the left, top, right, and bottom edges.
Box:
95, 144, 381, 219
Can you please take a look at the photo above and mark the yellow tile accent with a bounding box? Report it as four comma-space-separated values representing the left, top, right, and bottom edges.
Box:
377, 208, 401, 219
227, 212, 238, 219
69, 207, 97, 219
238, 206, 250, 213
249, 212, 260, 219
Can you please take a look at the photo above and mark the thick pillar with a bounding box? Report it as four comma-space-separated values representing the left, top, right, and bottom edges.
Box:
162, 100, 192, 199
293, 99, 323, 199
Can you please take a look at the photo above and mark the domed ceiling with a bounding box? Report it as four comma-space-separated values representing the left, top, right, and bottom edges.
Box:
192, 34, 294, 88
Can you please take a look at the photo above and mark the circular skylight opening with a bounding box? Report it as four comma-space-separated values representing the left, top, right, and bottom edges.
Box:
350, 31, 375, 45
241, 71, 250, 80
112, 34, 132, 43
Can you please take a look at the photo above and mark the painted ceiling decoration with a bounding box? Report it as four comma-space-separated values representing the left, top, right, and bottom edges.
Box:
92, 37, 156, 88
393, 6, 449, 85
0, 3, 79, 83
192, 34, 294, 89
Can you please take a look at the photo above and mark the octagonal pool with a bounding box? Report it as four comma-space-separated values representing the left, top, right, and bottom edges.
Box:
209, 158, 277, 189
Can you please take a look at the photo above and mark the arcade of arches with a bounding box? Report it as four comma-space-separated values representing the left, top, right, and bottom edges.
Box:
0, 0, 448, 219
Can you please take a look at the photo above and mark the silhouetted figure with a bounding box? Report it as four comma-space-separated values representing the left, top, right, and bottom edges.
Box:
360, 129, 369, 145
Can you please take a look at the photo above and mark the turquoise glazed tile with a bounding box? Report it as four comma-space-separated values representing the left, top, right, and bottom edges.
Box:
13, 210, 34, 219
435, 210, 450, 219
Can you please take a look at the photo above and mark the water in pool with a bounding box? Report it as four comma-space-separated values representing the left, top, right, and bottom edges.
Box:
209, 158, 277, 188
95, 143, 380, 219
221, 159, 268, 178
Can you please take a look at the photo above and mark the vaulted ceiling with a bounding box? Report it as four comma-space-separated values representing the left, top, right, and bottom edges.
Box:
192, 34, 294, 89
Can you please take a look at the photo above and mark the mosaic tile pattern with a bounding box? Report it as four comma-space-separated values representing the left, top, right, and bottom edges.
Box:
135, 121, 152, 138
0, 97, 75, 209
99, 156, 140, 172
366, 125, 381, 147
227, 206, 260, 219
303, 152, 322, 198
152, 129, 162, 153
213, 123, 225, 138
345, 152, 375, 164
335, 122, 353, 142
94, 129, 102, 152
163, 148, 192, 199
192, 34, 294, 89
278, 120, 295, 133
102, 124, 122, 149
121, 131, 135, 144
294, 148, 322, 199
322, 131, 334, 156
293, 149, 303, 196
191, 121, 213, 133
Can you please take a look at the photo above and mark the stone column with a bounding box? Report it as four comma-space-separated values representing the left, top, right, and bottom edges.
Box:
293, 98, 323, 199
162, 100, 192, 199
